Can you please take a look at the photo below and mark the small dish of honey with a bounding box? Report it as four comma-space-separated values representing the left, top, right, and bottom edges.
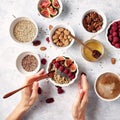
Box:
81, 39, 104, 62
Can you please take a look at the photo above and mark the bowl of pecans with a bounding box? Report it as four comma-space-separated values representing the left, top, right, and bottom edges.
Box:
16, 51, 41, 76
82, 9, 107, 35
50, 24, 75, 49
47, 56, 79, 87
10, 17, 38, 45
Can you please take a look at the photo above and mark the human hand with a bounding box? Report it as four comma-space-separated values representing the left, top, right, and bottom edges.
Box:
72, 73, 89, 120
6, 69, 45, 120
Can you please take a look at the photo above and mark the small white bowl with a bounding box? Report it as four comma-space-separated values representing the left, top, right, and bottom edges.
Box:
37, 0, 63, 20
106, 19, 120, 50
16, 52, 41, 76
50, 24, 75, 49
10, 17, 38, 45
94, 72, 120, 102
81, 9, 107, 35
47, 56, 79, 87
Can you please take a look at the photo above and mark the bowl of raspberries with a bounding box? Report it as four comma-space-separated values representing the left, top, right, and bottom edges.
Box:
106, 19, 120, 49
48, 56, 79, 87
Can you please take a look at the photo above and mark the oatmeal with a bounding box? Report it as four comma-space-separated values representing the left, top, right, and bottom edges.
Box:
22, 55, 38, 72
13, 20, 37, 42
48, 56, 77, 84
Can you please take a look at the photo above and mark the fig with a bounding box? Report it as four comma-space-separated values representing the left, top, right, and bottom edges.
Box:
39, 0, 51, 9
70, 63, 77, 72
56, 56, 65, 62
52, 0, 60, 9
41, 9, 50, 18
47, 6, 58, 16
64, 59, 73, 67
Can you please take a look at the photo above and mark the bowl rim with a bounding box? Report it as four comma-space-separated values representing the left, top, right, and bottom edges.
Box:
49, 24, 75, 49
37, 0, 63, 20
81, 39, 104, 62
16, 51, 41, 76
106, 19, 120, 50
47, 55, 79, 87
94, 72, 120, 102
81, 9, 107, 35
9, 17, 38, 45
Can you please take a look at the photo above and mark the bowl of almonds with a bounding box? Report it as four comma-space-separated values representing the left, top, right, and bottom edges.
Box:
50, 24, 75, 49
82, 9, 107, 35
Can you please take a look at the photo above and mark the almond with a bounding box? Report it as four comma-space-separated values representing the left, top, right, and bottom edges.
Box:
111, 58, 116, 64
40, 46, 47, 51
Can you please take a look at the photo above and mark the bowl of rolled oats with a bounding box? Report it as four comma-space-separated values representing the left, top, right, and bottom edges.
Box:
16, 51, 41, 76
50, 24, 75, 49
10, 17, 38, 45
47, 56, 79, 87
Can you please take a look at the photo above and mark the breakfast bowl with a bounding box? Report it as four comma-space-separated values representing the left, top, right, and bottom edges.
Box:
94, 72, 120, 102
47, 56, 79, 87
106, 19, 120, 49
82, 9, 107, 35
10, 17, 38, 45
37, 0, 63, 20
16, 51, 41, 76
50, 24, 75, 49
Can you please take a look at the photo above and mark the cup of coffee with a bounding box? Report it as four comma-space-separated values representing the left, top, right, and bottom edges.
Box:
94, 72, 120, 101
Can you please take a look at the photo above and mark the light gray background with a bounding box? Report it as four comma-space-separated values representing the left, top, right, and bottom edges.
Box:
0, 0, 120, 120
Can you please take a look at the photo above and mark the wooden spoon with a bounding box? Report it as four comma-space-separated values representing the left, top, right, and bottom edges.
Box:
70, 34, 101, 59
3, 71, 55, 99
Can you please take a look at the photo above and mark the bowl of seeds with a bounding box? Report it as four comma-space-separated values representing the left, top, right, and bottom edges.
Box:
50, 24, 75, 49
47, 56, 79, 87
10, 17, 38, 45
16, 51, 41, 75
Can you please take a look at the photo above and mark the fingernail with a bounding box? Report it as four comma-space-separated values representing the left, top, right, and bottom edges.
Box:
81, 72, 86, 76
79, 89, 83, 94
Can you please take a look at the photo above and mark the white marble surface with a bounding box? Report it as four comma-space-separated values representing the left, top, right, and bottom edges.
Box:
0, 0, 120, 120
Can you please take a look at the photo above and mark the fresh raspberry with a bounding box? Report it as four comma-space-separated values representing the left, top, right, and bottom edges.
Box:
46, 98, 54, 103
115, 43, 120, 48
59, 66, 65, 72
64, 69, 69, 75
54, 62, 60, 68
57, 87, 65, 94
109, 29, 113, 34
112, 32, 117, 37
38, 87, 42, 94
112, 26, 117, 32
41, 58, 47, 65
52, 59, 56, 64
108, 35, 113, 42
46, 37, 50, 43
113, 37, 119, 44
70, 74, 75, 79
68, 72, 73, 78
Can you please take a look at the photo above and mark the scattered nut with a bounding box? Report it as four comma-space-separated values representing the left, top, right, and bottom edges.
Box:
49, 25, 53, 30
40, 46, 47, 51
111, 58, 116, 64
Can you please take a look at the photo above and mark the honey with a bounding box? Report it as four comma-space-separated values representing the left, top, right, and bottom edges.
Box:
81, 39, 104, 62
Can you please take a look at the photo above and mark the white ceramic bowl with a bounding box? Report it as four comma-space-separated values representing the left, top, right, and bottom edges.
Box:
50, 24, 75, 49
106, 19, 120, 50
10, 17, 38, 45
81, 9, 107, 35
47, 56, 79, 87
16, 51, 41, 76
94, 72, 120, 102
37, 0, 63, 20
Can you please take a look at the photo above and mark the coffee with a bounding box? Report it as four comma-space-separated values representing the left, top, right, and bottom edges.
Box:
96, 72, 120, 99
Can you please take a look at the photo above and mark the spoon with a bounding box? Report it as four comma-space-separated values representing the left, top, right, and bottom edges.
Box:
70, 34, 101, 59
3, 71, 55, 99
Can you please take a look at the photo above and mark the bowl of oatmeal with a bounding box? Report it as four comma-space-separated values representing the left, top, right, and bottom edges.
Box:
48, 56, 79, 87
16, 51, 41, 76
50, 24, 75, 49
10, 17, 38, 45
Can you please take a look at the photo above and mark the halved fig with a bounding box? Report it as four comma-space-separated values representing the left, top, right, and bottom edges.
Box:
52, 0, 60, 9
39, 0, 51, 9
47, 6, 58, 16
56, 56, 65, 62
70, 63, 77, 72
64, 59, 73, 67
41, 9, 50, 18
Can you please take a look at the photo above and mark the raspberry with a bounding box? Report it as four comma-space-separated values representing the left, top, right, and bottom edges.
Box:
41, 58, 47, 65
59, 66, 65, 72
46, 37, 50, 43
68, 72, 73, 78
109, 29, 113, 34
64, 69, 69, 75
57, 86, 65, 94
112, 32, 117, 37
38, 87, 42, 94
108, 35, 113, 42
113, 37, 119, 44
114, 43, 120, 48
52, 59, 56, 64
112, 26, 117, 32
54, 62, 60, 68
70, 74, 75, 79
46, 98, 54, 103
